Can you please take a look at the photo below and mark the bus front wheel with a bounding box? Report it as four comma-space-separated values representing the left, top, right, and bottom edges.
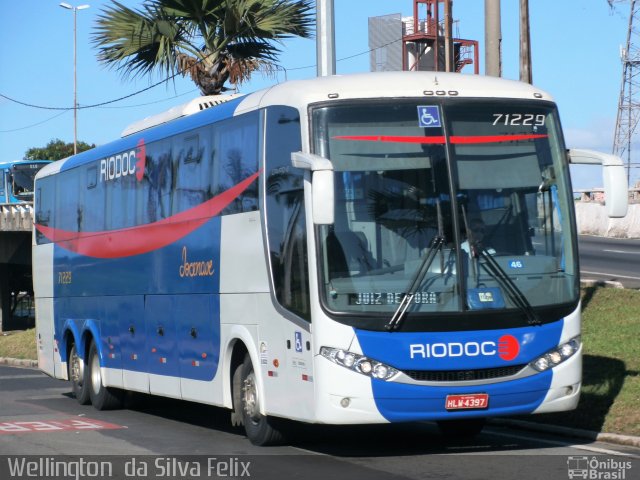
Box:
87, 341, 124, 410
68, 343, 91, 405
240, 353, 284, 446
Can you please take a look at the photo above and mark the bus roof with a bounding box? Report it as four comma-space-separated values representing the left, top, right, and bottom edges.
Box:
38, 72, 555, 179
237, 71, 554, 113
0, 159, 50, 169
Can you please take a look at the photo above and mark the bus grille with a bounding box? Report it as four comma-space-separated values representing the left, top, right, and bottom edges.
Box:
402, 364, 526, 382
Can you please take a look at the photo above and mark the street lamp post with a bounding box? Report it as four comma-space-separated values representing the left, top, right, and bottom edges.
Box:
59, 3, 90, 155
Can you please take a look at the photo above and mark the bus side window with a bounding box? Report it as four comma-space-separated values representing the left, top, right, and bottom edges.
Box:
213, 112, 260, 215
35, 183, 53, 245
265, 106, 310, 321
173, 130, 207, 214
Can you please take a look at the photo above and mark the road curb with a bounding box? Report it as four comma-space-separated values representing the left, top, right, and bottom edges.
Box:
491, 418, 640, 448
580, 278, 625, 289
0, 357, 38, 368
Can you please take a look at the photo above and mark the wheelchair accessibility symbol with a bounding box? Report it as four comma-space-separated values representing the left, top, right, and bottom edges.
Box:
417, 106, 441, 128
295, 331, 303, 353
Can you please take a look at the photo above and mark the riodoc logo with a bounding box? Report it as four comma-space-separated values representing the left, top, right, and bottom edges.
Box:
100, 138, 146, 183
409, 334, 520, 361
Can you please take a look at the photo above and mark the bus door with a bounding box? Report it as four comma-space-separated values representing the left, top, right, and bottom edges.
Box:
264, 106, 315, 419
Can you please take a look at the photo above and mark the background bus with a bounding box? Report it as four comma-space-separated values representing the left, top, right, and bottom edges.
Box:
0, 160, 50, 204
33, 72, 627, 445
0, 159, 50, 331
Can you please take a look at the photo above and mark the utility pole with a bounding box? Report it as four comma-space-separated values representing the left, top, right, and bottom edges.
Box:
612, 0, 640, 186
485, 0, 501, 77
316, 0, 336, 77
519, 0, 532, 83
60, 3, 90, 155
444, 0, 454, 72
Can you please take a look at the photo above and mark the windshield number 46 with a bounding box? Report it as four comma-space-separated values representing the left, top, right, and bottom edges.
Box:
492, 113, 545, 126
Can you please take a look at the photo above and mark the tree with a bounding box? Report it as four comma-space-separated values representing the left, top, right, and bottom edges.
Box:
24, 139, 95, 161
92, 0, 314, 96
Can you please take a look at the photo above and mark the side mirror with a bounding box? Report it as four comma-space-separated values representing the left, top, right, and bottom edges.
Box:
311, 170, 334, 225
291, 151, 335, 225
567, 149, 628, 218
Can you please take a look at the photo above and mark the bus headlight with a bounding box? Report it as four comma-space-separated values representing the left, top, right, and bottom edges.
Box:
320, 347, 398, 381
530, 336, 581, 372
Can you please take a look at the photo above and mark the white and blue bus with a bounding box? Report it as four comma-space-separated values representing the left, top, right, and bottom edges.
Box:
33, 72, 627, 445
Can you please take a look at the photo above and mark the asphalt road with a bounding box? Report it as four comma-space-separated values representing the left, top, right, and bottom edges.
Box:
1, 365, 638, 480
579, 235, 640, 289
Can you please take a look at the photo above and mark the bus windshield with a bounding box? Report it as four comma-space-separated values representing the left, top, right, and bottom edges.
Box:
312, 100, 578, 329
11, 162, 48, 200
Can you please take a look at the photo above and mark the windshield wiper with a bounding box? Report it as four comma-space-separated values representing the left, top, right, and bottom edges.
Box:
476, 248, 541, 326
385, 235, 445, 331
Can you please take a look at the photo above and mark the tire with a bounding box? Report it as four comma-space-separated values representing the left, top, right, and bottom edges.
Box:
230, 360, 244, 428
87, 341, 124, 410
437, 418, 486, 439
68, 343, 90, 405
240, 353, 284, 446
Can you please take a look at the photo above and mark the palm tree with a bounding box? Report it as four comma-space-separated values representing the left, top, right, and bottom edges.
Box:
93, 0, 314, 95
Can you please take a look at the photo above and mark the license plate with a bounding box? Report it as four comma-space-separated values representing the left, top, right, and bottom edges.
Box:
445, 393, 489, 410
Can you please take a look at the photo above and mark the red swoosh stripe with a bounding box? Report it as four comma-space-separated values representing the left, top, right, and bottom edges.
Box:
35, 171, 260, 259
332, 134, 548, 144
333, 135, 446, 144
450, 134, 548, 144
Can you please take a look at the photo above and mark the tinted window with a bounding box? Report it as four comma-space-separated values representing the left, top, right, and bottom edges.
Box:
264, 107, 310, 320
214, 112, 260, 215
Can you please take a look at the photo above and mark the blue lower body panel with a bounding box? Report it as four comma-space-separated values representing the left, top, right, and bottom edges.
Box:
371, 370, 552, 422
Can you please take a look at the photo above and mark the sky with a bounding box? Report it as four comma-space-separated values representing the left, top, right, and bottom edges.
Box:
0, 0, 636, 189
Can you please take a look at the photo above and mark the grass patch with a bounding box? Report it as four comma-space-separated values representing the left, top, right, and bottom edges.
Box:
1, 287, 638, 436
0, 328, 37, 360
519, 286, 640, 437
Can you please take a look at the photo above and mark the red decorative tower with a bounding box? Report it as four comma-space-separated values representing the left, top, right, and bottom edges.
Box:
402, 0, 479, 73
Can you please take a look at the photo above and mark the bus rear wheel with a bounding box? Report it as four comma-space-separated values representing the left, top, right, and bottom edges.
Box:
68, 343, 90, 405
87, 341, 124, 410
437, 418, 486, 439
240, 353, 284, 446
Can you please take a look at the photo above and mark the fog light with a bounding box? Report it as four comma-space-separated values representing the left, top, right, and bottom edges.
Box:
340, 397, 351, 408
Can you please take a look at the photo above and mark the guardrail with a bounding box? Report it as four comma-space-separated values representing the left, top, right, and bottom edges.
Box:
0, 204, 34, 232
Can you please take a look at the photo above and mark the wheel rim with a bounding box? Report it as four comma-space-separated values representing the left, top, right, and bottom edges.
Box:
70, 348, 84, 385
90, 351, 102, 394
242, 371, 261, 425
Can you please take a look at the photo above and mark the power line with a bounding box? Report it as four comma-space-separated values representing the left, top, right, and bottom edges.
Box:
0, 38, 403, 112
0, 71, 184, 111
0, 110, 69, 133
95, 89, 199, 109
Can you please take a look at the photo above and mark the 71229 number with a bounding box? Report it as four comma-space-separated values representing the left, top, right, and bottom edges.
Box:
492, 113, 545, 126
